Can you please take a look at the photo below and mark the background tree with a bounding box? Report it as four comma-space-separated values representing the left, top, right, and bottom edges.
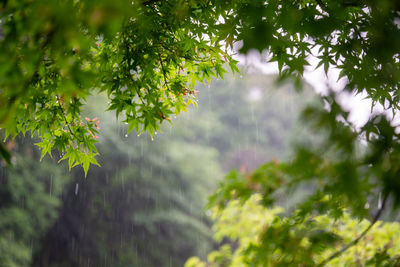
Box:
0, 138, 69, 267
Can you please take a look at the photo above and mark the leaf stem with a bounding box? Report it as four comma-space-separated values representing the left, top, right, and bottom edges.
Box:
317, 194, 388, 266
158, 52, 170, 91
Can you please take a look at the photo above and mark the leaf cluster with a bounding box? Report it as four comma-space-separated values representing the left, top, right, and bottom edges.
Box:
0, 0, 237, 174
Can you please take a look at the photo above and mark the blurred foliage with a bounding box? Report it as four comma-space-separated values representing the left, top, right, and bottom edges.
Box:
186, 194, 400, 267
0, 140, 69, 267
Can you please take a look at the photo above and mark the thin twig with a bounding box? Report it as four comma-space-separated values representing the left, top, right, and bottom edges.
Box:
127, 68, 146, 106
121, 30, 146, 106
158, 52, 170, 90
56, 96, 83, 144
159, 43, 209, 63
317, 194, 388, 266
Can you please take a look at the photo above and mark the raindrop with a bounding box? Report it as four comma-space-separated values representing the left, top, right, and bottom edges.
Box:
30, 238, 33, 255
154, 132, 158, 135
378, 192, 382, 209
125, 134, 128, 137
75, 183, 79, 195
49, 175, 53, 196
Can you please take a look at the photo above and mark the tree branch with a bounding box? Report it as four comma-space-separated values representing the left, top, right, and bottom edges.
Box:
158, 52, 171, 91
317, 194, 388, 266
56, 96, 84, 144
